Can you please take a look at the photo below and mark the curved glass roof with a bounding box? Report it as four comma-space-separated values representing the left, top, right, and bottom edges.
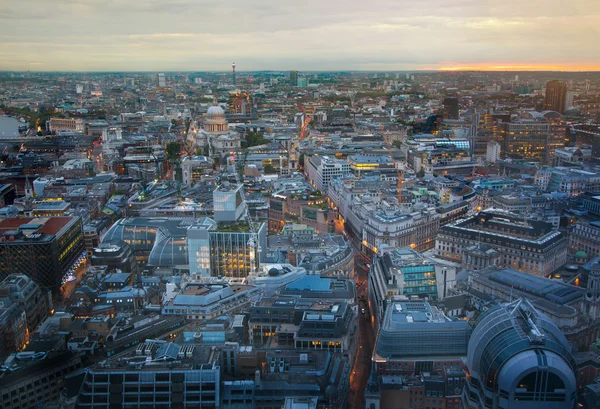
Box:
102, 218, 193, 266
147, 232, 188, 266
468, 298, 576, 391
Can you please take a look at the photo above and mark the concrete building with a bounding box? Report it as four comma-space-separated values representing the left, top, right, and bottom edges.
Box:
0, 351, 84, 409
461, 298, 577, 409
248, 275, 357, 351
535, 167, 600, 197
75, 341, 220, 409
371, 301, 471, 377
435, 209, 567, 276
156, 72, 166, 87
181, 155, 213, 186
495, 120, 558, 164
467, 266, 600, 349
0, 275, 51, 341
349, 199, 441, 254
569, 221, 600, 259
544, 80, 567, 114
48, 118, 85, 133
162, 281, 261, 320
369, 248, 456, 328
305, 155, 350, 193
90, 241, 136, 273
485, 140, 501, 163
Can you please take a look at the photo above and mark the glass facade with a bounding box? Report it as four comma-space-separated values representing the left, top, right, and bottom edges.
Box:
401, 265, 437, 298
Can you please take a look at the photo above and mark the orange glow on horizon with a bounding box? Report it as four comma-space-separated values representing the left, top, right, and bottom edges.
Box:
427, 64, 600, 72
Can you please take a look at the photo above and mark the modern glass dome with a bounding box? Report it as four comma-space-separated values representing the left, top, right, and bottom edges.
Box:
147, 231, 188, 267
464, 298, 577, 408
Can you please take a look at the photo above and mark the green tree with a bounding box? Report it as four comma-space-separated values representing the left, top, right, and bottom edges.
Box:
245, 131, 269, 148
166, 141, 182, 162
263, 164, 277, 174
416, 167, 425, 178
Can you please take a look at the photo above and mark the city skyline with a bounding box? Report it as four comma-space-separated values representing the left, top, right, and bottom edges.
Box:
1, 0, 599, 71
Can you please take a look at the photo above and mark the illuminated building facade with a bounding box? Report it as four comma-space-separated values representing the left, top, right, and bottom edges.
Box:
435, 209, 567, 276
347, 154, 395, 176
248, 278, 356, 352
48, 117, 85, 133
544, 80, 567, 114
496, 120, 552, 163
0, 217, 84, 291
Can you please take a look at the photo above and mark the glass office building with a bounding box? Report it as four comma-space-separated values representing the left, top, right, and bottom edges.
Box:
462, 298, 577, 409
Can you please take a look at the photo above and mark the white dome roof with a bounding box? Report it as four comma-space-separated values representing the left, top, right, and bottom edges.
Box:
206, 105, 225, 120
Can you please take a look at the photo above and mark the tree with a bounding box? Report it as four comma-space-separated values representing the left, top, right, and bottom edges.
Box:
245, 131, 269, 148
416, 167, 425, 178
263, 164, 277, 174
166, 141, 182, 162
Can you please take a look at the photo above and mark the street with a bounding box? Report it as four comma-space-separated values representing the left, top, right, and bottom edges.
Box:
349, 255, 376, 409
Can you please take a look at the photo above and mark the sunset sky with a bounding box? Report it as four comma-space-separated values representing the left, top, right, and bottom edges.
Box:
1, 0, 599, 71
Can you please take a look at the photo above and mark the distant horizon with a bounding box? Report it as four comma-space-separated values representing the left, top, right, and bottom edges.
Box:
2, 68, 600, 74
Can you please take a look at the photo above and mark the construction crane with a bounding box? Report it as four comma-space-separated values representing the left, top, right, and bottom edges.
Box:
226, 155, 262, 276
380, 123, 404, 206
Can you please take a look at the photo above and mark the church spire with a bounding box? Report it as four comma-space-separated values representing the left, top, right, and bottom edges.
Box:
24, 175, 33, 199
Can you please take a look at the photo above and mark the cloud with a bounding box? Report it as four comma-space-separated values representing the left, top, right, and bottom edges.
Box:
0, 0, 598, 70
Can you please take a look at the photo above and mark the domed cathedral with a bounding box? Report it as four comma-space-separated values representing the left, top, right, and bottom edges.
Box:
204, 105, 229, 133
187, 101, 241, 158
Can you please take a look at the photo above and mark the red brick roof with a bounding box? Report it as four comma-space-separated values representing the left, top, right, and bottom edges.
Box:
0, 217, 74, 236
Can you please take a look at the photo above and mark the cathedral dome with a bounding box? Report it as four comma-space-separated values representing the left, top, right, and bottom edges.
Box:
206, 105, 225, 121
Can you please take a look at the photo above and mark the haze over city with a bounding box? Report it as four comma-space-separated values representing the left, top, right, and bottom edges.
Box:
1, 1, 600, 408
1, 0, 600, 71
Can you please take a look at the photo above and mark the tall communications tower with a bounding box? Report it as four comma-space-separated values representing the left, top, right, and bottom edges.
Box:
232, 62, 236, 87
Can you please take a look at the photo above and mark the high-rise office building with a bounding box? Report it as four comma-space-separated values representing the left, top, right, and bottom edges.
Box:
0, 217, 85, 291
187, 217, 267, 279
213, 184, 245, 222
544, 80, 567, 114
443, 97, 459, 119
495, 120, 552, 163
156, 73, 166, 88
296, 77, 307, 88
289, 71, 298, 86
461, 298, 577, 409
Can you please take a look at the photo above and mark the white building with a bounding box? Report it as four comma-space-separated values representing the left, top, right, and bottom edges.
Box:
156, 73, 166, 88
486, 140, 501, 163
181, 155, 213, 186
305, 155, 350, 193
213, 184, 245, 222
